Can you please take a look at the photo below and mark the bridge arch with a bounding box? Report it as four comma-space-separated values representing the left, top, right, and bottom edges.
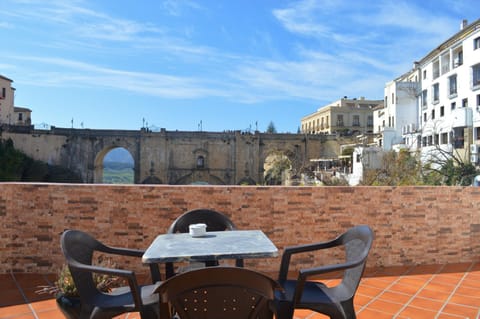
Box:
93, 145, 136, 183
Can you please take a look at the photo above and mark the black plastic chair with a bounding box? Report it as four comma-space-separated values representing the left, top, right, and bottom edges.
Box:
274, 225, 374, 319
60, 230, 161, 319
156, 267, 280, 319
165, 208, 244, 278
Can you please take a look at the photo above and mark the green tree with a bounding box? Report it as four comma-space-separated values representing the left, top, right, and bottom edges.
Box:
266, 121, 277, 133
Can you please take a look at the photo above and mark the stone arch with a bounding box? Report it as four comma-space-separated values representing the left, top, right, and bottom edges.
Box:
238, 177, 256, 185
93, 146, 136, 183
260, 147, 300, 185
174, 172, 225, 185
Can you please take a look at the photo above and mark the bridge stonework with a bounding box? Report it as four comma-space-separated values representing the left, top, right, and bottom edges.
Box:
1, 126, 339, 184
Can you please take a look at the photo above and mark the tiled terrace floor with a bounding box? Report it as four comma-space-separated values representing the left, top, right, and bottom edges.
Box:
1, 262, 479, 319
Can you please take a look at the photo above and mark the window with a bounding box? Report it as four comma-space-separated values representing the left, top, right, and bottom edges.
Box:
352, 115, 360, 126
474, 37, 480, 50
462, 98, 468, 108
423, 70, 427, 80
1, 88, 5, 99
441, 52, 450, 74
473, 63, 480, 89
431, 109, 435, 120
392, 93, 394, 104
477, 94, 480, 108
422, 90, 428, 107
441, 132, 448, 144
196, 156, 205, 169
422, 136, 427, 147
326, 116, 329, 128
451, 101, 456, 110
423, 112, 427, 122
432, 83, 439, 103
336, 114, 344, 127
448, 74, 457, 97
428, 136, 433, 146
476, 127, 480, 141
440, 106, 445, 117
434, 134, 439, 145
18, 113, 23, 121
432, 59, 440, 79
367, 115, 373, 127
453, 47, 463, 67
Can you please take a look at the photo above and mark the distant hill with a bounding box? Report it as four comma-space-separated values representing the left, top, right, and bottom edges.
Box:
104, 148, 134, 164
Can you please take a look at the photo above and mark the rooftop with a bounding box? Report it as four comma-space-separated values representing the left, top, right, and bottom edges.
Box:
1, 262, 479, 319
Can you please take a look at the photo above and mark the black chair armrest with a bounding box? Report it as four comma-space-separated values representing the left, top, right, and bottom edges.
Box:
291, 258, 367, 305
69, 261, 145, 309
278, 238, 342, 283
97, 244, 161, 283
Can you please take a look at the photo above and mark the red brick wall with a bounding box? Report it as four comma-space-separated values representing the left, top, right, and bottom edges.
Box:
1, 183, 479, 275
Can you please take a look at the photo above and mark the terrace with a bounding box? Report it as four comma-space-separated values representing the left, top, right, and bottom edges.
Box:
1, 183, 479, 318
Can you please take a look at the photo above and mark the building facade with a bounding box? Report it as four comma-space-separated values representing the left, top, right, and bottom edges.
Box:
0, 75, 32, 126
301, 97, 382, 136
375, 19, 480, 167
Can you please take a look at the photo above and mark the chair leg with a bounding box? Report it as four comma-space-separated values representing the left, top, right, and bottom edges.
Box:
340, 299, 356, 319
274, 300, 294, 319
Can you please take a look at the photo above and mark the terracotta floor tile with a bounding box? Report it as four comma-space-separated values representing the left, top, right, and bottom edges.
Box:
2, 264, 480, 319
0, 304, 32, 317
423, 281, 459, 294
357, 308, 400, 319
441, 303, 480, 318
366, 299, 405, 314
397, 305, 439, 318
353, 293, 372, 307
448, 293, 480, 308
397, 276, 429, 289
35, 308, 68, 319
356, 284, 384, 297
388, 282, 422, 295
408, 296, 445, 312
29, 298, 58, 312
455, 285, 480, 297
433, 274, 463, 286
416, 288, 451, 302
436, 313, 470, 319
361, 277, 394, 290
377, 290, 412, 304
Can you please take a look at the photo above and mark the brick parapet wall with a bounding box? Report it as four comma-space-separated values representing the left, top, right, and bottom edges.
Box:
1, 183, 479, 276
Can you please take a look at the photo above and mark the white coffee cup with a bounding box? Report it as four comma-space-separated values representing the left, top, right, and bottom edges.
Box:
189, 223, 207, 237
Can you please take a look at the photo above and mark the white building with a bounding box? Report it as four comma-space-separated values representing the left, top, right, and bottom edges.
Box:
374, 69, 421, 151
376, 19, 480, 167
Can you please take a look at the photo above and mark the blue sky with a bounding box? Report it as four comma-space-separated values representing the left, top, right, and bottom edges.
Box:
1, 0, 478, 133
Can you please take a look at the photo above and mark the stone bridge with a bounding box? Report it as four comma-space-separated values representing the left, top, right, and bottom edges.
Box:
1, 126, 340, 184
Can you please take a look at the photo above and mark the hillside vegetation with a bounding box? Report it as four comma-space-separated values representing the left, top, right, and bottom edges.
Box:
0, 138, 82, 182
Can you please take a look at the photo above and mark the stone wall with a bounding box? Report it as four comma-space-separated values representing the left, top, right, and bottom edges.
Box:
1, 183, 479, 276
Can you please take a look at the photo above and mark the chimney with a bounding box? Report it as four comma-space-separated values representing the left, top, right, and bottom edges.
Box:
461, 19, 468, 30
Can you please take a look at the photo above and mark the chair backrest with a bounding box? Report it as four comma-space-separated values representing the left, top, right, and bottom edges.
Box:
60, 230, 109, 304
156, 267, 279, 319
168, 209, 237, 233
338, 225, 374, 294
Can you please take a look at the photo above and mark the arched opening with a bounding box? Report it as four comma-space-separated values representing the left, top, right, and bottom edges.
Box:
263, 152, 292, 185
102, 147, 134, 184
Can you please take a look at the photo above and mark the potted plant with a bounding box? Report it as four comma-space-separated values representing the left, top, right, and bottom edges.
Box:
37, 256, 123, 319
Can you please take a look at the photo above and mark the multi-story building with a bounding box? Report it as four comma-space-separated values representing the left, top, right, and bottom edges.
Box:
301, 97, 382, 135
419, 19, 480, 165
0, 74, 32, 126
376, 19, 480, 167
374, 69, 421, 151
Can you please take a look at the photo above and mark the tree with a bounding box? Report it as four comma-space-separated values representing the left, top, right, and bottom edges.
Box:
266, 121, 277, 133
424, 146, 480, 185
361, 150, 424, 186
